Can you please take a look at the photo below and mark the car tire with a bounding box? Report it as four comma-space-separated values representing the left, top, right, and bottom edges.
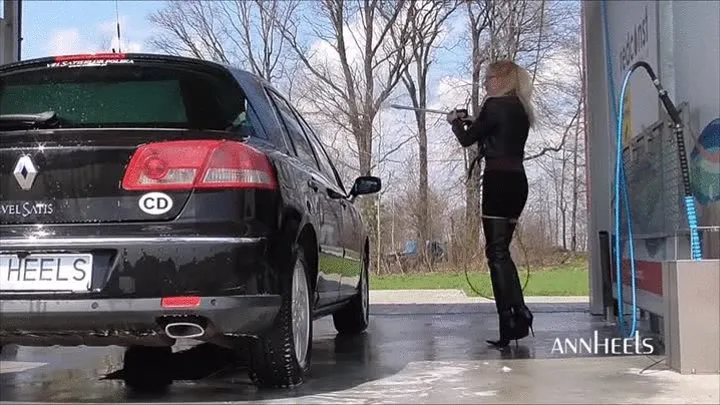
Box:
122, 346, 173, 392
248, 246, 314, 388
332, 255, 369, 335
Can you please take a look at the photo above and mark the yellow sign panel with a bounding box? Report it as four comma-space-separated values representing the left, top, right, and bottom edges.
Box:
622, 87, 633, 147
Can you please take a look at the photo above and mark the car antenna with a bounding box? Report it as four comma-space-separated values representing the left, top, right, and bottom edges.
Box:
114, 0, 122, 53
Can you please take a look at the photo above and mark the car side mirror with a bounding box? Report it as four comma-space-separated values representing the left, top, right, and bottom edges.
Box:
350, 176, 382, 197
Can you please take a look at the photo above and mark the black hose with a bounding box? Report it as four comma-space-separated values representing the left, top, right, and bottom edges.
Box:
627, 61, 690, 196
625, 61, 700, 259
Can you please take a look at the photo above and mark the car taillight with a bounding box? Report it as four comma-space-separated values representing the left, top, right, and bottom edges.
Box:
122, 140, 277, 191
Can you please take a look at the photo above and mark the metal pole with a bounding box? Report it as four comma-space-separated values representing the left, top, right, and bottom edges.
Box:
17, 0, 22, 60
376, 192, 381, 275
389, 104, 450, 115
391, 199, 395, 251
1, 0, 20, 64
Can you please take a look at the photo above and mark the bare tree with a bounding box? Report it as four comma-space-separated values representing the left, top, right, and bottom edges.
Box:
148, 1, 231, 63
400, 0, 459, 262
570, 37, 587, 253
570, 115, 585, 252
463, 0, 492, 250
273, 0, 414, 177
221, 0, 300, 83
147, 0, 299, 89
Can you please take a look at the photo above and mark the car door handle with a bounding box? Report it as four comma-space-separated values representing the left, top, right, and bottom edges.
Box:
307, 179, 320, 192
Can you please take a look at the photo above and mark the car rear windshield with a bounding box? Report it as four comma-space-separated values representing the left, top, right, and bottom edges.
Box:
0, 61, 248, 131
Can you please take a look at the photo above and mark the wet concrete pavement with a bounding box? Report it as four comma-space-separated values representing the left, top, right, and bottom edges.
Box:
1, 298, 718, 404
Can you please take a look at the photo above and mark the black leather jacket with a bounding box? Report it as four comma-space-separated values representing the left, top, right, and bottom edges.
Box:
451, 95, 530, 173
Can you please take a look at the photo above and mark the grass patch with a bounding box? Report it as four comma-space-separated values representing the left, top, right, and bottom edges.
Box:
370, 263, 588, 296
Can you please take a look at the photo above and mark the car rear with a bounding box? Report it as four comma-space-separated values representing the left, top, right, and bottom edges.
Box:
0, 53, 283, 347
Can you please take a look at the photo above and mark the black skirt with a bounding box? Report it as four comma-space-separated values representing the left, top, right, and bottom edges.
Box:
482, 169, 528, 219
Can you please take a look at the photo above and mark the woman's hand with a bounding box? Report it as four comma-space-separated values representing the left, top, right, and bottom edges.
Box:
446, 109, 469, 124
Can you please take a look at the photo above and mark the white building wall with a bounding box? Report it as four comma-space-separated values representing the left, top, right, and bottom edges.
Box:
671, 1, 720, 260
672, 1, 720, 132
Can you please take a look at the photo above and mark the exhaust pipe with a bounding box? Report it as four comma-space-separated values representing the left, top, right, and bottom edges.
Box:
164, 322, 205, 339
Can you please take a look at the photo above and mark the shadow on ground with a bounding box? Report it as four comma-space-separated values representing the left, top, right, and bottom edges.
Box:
0, 302, 665, 403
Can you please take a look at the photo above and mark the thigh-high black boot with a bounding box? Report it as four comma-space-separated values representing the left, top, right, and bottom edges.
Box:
482, 217, 534, 348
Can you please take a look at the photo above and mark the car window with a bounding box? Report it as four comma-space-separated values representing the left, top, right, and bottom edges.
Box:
266, 90, 319, 169
242, 102, 267, 140
294, 110, 345, 192
0, 63, 253, 134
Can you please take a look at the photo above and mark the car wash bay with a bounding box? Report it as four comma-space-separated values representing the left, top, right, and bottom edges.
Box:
1, 295, 718, 404
0, 0, 718, 403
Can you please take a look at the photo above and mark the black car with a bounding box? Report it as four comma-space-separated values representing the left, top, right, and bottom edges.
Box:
0, 53, 380, 390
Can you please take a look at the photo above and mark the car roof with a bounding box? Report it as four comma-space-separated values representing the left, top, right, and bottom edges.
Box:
0, 52, 259, 81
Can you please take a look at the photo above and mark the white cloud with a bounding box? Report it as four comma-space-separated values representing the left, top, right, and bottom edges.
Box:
97, 16, 144, 53
97, 17, 126, 37
46, 28, 86, 56
45, 16, 147, 56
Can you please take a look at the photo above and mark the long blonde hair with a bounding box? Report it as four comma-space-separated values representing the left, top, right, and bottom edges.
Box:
485, 60, 535, 127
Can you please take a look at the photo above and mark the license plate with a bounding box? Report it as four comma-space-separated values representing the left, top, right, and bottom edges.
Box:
0, 253, 93, 292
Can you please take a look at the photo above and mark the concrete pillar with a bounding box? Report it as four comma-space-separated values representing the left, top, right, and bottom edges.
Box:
657, 0, 682, 263
1, 0, 21, 64
582, 0, 613, 316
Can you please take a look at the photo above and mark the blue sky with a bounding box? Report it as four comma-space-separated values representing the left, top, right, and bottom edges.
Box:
21, 0, 163, 59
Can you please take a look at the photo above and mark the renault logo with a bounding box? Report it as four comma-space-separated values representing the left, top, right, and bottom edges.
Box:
13, 156, 38, 190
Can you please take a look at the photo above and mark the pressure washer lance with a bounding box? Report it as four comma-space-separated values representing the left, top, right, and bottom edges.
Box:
389, 104, 473, 122
389, 104, 532, 299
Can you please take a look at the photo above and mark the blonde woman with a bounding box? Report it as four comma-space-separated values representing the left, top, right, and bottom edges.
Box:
446, 60, 535, 348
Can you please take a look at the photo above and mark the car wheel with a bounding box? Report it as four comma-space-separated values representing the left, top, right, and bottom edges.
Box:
248, 246, 313, 388
332, 255, 369, 335
122, 346, 173, 392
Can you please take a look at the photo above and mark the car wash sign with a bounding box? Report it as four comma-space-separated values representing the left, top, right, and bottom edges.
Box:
606, 1, 659, 146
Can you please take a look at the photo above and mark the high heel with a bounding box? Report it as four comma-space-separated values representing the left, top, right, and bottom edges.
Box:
517, 305, 534, 337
